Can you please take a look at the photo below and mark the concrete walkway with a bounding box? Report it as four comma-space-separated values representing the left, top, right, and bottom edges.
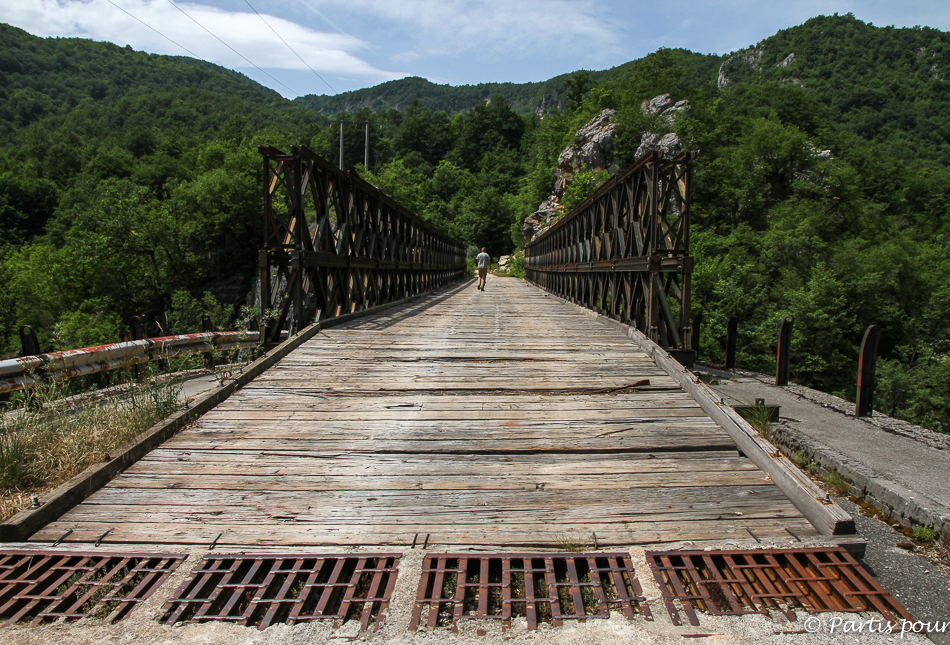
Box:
703, 366, 950, 543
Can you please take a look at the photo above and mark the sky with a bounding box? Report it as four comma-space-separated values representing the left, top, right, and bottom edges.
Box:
2, 0, 950, 99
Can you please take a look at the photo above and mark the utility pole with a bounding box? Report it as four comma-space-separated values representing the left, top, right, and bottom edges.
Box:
339, 121, 344, 169
335, 120, 376, 171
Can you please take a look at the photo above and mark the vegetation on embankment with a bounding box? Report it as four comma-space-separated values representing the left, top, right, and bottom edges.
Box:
0, 14, 948, 434
0, 371, 181, 521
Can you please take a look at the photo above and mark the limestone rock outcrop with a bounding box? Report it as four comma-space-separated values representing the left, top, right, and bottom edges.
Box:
641, 93, 691, 124
635, 132, 683, 161
521, 94, 692, 242
522, 109, 619, 241
718, 47, 764, 89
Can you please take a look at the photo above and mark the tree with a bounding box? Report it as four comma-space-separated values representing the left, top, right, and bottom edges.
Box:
564, 71, 593, 111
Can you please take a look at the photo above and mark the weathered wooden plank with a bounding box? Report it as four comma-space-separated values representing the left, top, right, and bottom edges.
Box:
30, 518, 821, 547
88, 471, 773, 492
29, 279, 833, 550
535, 284, 858, 537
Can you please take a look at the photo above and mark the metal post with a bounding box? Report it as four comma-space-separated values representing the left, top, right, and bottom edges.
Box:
291, 250, 303, 335
855, 325, 881, 417
19, 325, 40, 357
725, 316, 739, 371
776, 316, 793, 386
691, 313, 702, 357
130, 316, 145, 380
130, 316, 146, 341
339, 121, 344, 169
202, 315, 214, 369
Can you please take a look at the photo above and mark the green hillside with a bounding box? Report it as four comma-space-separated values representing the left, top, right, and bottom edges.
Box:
0, 14, 948, 433
293, 50, 721, 116
0, 23, 326, 357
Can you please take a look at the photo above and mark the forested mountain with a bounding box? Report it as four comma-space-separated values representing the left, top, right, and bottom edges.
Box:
294, 51, 720, 117
1, 14, 948, 433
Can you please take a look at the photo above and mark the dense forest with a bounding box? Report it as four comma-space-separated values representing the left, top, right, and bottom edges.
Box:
293, 51, 719, 117
1, 14, 948, 433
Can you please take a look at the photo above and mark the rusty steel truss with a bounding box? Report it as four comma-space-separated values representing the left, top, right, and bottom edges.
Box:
259, 146, 466, 343
525, 151, 696, 362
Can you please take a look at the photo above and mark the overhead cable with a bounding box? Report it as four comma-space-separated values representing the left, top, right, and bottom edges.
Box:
243, 0, 336, 93
164, 0, 299, 96
104, 0, 201, 58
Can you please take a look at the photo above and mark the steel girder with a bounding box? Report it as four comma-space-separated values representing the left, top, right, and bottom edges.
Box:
525, 151, 695, 360
259, 146, 467, 343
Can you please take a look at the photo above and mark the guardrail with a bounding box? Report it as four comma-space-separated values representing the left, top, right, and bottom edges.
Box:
0, 331, 270, 395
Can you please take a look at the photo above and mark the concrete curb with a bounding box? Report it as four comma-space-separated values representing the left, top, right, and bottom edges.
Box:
769, 424, 950, 543
700, 365, 950, 544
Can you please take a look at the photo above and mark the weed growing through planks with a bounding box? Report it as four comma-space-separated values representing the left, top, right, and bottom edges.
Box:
0, 366, 181, 521
554, 532, 593, 553
822, 471, 850, 496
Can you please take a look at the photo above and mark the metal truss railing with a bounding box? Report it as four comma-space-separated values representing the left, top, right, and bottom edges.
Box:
525, 150, 696, 363
259, 145, 467, 343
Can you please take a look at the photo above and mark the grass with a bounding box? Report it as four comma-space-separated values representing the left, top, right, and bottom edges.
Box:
739, 404, 774, 441
822, 471, 850, 496
913, 526, 937, 543
791, 449, 816, 473
554, 532, 594, 553
0, 368, 182, 521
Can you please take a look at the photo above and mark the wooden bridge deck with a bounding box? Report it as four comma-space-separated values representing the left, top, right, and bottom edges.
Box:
33, 279, 819, 548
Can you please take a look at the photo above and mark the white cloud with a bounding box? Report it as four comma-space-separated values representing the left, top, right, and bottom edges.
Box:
296, 0, 621, 58
0, 0, 403, 81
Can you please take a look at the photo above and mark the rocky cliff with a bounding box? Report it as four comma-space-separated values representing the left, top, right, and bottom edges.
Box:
522, 93, 690, 242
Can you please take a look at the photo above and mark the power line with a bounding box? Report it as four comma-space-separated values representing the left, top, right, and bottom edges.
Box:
104, 0, 201, 58
242, 0, 336, 93
164, 0, 299, 97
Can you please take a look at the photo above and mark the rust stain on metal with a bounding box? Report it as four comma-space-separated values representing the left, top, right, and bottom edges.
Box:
410, 553, 651, 632
0, 332, 263, 395
0, 550, 185, 625
161, 554, 399, 631
646, 547, 913, 627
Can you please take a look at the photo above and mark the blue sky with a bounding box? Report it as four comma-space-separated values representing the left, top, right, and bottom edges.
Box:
3, 1, 950, 98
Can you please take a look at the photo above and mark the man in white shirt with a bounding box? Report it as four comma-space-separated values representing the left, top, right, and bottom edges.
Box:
475, 248, 491, 291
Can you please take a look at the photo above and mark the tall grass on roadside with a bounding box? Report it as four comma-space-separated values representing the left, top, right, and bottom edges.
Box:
0, 368, 181, 521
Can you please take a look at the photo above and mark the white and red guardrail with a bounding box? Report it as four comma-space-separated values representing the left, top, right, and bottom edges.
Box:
0, 331, 271, 395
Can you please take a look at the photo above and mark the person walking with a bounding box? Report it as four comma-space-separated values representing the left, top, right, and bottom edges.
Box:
475, 247, 491, 291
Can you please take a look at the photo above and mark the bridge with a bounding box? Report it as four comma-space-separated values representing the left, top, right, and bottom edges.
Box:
0, 147, 914, 638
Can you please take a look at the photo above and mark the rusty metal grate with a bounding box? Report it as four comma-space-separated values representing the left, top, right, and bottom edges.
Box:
410, 553, 652, 632
0, 550, 185, 625
646, 548, 914, 627
161, 554, 399, 631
